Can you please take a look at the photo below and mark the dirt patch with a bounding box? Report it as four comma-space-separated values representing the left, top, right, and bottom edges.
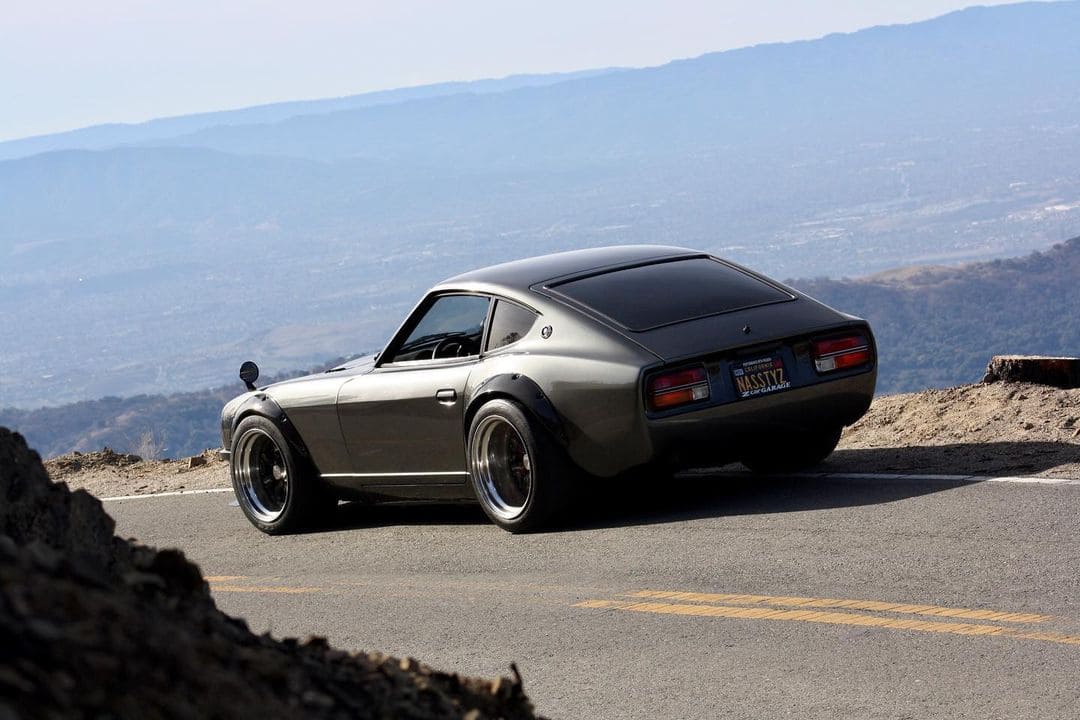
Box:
831, 382, 1080, 477
45, 448, 231, 498
0, 428, 540, 719
45, 446, 142, 475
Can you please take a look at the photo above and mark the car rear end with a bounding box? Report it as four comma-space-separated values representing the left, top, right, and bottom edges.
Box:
540, 253, 876, 471
639, 319, 875, 469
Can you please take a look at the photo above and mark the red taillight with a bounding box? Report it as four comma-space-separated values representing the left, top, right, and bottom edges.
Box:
648, 366, 710, 411
812, 334, 872, 373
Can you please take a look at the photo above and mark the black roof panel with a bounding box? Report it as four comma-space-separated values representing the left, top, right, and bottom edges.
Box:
439, 245, 697, 292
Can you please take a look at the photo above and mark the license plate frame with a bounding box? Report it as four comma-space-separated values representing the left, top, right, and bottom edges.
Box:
731, 353, 792, 399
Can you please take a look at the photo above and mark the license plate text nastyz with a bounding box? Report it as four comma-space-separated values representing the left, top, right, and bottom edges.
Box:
732, 356, 791, 398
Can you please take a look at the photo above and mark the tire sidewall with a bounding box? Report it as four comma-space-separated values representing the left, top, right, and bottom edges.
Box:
230, 415, 306, 534
467, 399, 550, 532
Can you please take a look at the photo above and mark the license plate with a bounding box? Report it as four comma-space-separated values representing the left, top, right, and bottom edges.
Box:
731, 354, 791, 399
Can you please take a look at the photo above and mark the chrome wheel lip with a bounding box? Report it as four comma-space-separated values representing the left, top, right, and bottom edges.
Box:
234, 428, 289, 523
470, 415, 532, 521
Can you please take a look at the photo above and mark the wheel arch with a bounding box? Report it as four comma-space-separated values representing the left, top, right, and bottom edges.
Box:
231, 394, 318, 469
465, 374, 566, 446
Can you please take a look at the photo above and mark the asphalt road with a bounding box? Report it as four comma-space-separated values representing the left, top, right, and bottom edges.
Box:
106, 473, 1080, 719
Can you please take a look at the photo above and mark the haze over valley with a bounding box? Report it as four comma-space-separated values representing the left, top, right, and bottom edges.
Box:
2, 1, 1079, 410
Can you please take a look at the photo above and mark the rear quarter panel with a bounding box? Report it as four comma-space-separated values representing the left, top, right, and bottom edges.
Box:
468, 303, 659, 478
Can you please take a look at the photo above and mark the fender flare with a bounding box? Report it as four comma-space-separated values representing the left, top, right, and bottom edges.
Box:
464, 373, 566, 445
231, 393, 316, 464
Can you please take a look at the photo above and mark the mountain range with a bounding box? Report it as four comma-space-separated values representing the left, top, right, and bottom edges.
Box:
0, 68, 623, 161
1, 1, 1079, 409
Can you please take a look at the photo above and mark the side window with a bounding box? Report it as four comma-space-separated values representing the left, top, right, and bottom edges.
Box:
388, 295, 490, 362
486, 300, 538, 352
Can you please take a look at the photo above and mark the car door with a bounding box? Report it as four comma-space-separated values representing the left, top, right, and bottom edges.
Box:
334, 293, 490, 484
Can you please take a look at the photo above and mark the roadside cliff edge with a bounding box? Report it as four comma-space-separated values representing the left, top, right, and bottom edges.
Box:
0, 428, 541, 720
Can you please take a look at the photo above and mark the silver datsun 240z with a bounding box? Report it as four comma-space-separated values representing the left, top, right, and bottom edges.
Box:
221, 245, 876, 533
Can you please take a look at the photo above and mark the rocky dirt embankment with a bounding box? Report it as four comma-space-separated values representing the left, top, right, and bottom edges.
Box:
830, 382, 1080, 478
0, 428, 540, 720
45, 447, 230, 498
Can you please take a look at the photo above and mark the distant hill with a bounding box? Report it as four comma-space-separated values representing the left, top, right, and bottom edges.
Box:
0, 361, 352, 460
0, 386, 237, 461
2, 1, 1079, 408
0, 68, 624, 161
4, 239, 1079, 459
132, 2, 1080, 166
799, 236, 1080, 393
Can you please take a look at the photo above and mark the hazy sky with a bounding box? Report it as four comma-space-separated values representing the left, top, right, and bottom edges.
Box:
2, 0, 1023, 142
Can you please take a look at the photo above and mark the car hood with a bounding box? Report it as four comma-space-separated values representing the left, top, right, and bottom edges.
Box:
328, 353, 380, 373
261, 352, 378, 391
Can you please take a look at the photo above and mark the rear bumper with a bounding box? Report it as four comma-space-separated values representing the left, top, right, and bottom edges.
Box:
644, 369, 875, 470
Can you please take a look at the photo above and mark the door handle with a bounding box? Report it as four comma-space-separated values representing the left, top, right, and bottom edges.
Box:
436, 389, 457, 403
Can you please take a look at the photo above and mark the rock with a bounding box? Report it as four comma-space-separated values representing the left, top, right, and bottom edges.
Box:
45, 447, 142, 479
981, 355, 1080, 388
0, 429, 128, 580
187, 455, 208, 468
0, 427, 541, 720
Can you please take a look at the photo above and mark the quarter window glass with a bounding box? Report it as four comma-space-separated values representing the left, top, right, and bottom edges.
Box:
487, 301, 537, 351
389, 295, 490, 362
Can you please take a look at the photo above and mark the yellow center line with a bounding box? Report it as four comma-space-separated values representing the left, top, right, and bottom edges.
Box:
211, 585, 322, 594
575, 599, 1080, 646
627, 590, 1053, 624
205, 576, 322, 594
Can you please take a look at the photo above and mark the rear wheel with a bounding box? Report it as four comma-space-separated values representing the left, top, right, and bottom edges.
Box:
740, 426, 842, 474
231, 415, 335, 534
467, 399, 570, 532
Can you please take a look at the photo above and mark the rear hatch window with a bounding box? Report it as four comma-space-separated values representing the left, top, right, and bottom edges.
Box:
546, 257, 793, 331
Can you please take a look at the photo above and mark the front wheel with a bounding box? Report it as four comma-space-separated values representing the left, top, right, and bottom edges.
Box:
740, 426, 843, 474
467, 399, 570, 532
230, 415, 335, 534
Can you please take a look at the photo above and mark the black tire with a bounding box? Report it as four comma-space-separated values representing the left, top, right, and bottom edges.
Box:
740, 426, 843, 474
230, 415, 336, 534
467, 399, 571, 532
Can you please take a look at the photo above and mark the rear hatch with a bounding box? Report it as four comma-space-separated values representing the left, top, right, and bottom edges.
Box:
540, 255, 874, 412
541, 255, 851, 361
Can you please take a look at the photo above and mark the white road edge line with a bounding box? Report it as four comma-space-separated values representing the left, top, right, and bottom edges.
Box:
678, 470, 1080, 486
985, 475, 1079, 485
99, 472, 1080, 502
101, 488, 234, 502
